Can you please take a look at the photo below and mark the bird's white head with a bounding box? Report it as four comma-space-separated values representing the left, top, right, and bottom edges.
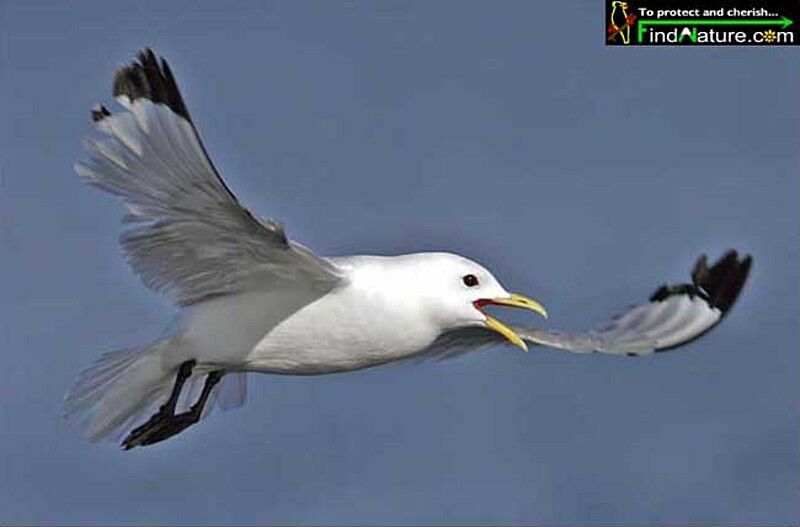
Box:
357, 253, 547, 352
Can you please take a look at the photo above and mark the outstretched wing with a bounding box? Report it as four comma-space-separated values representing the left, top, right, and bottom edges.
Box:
516, 250, 752, 356
426, 250, 752, 360
76, 49, 342, 306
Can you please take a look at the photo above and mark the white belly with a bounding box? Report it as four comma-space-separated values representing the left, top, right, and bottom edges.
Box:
177, 254, 459, 375
244, 284, 440, 374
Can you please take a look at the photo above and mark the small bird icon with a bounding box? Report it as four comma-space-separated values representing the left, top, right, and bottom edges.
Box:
609, 1, 632, 44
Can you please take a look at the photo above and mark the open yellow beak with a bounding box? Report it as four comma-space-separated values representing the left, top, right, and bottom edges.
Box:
476, 293, 548, 352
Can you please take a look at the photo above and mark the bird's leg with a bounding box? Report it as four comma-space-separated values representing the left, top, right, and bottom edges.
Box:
121, 359, 196, 450
122, 368, 224, 449
137, 371, 224, 447
161, 359, 196, 414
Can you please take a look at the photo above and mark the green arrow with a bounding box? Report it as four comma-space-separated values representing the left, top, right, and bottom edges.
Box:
641, 16, 793, 30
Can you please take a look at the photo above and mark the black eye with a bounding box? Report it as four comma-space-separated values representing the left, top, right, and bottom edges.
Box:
462, 274, 479, 287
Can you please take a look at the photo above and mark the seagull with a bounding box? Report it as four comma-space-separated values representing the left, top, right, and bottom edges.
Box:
64, 49, 752, 449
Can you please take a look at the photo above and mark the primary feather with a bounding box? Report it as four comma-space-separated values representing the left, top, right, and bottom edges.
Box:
76, 49, 341, 306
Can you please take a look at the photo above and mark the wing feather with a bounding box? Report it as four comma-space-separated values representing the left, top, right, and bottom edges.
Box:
423, 250, 752, 359
515, 250, 752, 356
77, 49, 341, 305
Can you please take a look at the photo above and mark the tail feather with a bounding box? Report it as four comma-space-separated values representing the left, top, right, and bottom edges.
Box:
64, 341, 249, 444
173, 368, 248, 417
64, 343, 171, 442
66, 348, 142, 406
216, 372, 247, 411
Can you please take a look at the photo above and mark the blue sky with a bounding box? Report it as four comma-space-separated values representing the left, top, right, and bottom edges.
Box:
1, 1, 798, 524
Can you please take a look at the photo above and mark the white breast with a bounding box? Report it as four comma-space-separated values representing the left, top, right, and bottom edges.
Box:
244, 271, 440, 374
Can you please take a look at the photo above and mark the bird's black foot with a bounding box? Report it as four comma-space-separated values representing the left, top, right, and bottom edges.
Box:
122, 407, 177, 449
124, 410, 201, 449
121, 363, 223, 450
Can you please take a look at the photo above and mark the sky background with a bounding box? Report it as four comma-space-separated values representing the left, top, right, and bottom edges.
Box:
1, 1, 798, 524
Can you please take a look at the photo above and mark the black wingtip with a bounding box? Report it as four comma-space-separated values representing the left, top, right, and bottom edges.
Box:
691, 253, 709, 285
645, 250, 753, 353
695, 249, 752, 314
112, 48, 192, 123
90, 104, 111, 122
649, 249, 752, 315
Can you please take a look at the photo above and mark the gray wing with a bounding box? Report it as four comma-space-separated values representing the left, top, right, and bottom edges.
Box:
428, 250, 752, 359
76, 49, 342, 306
